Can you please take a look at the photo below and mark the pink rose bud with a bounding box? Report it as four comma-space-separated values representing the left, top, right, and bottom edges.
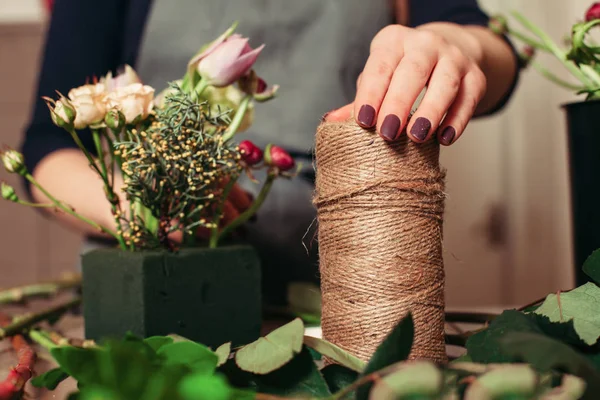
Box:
587, 3, 600, 21
239, 140, 263, 166
196, 34, 265, 87
265, 144, 295, 171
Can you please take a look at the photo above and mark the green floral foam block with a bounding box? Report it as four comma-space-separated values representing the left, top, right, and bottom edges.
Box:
82, 245, 261, 347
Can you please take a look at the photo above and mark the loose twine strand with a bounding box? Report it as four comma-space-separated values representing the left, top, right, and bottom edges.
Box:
313, 120, 447, 363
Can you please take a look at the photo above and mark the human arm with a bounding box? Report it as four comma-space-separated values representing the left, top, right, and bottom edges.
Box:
328, 0, 519, 146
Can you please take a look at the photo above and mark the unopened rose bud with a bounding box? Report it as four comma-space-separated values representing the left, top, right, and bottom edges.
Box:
264, 144, 295, 171
1, 182, 18, 202
239, 140, 263, 166
0, 149, 26, 175
43, 95, 76, 129
586, 3, 600, 21
105, 108, 126, 131
256, 78, 267, 94
489, 15, 508, 35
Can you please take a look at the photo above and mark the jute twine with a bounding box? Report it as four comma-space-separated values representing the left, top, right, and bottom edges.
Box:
313, 120, 447, 364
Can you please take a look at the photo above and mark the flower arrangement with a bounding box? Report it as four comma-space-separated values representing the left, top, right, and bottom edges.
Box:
490, 3, 600, 100
0, 23, 296, 251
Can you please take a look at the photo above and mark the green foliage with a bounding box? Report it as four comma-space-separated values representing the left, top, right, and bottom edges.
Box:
534, 283, 600, 345
215, 342, 232, 367
303, 336, 365, 373
235, 318, 304, 375
287, 282, 321, 326
356, 313, 414, 400
583, 249, 600, 285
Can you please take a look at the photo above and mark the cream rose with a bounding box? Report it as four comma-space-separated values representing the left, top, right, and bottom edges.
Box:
68, 83, 107, 129
105, 83, 155, 124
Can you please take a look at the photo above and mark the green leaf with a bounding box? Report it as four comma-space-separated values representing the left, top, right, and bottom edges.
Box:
582, 248, 600, 285
288, 282, 321, 315
215, 342, 231, 367
321, 364, 358, 394
220, 347, 330, 397
178, 373, 232, 400
369, 361, 443, 399
466, 310, 544, 363
31, 367, 69, 389
78, 386, 124, 400
463, 364, 537, 399
157, 341, 218, 374
500, 332, 600, 399
50, 347, 105, 385
356, 313, 414, 400
542, 374, 587, 400
534, 283, 600, 345
303, 336, 366, 373
143, 336, 174, 352
529, 313, 589, 347
235, 318, 304, 374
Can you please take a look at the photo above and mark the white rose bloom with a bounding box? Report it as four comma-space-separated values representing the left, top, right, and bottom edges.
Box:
68, 83, 107, 129
105, 83, 155, 124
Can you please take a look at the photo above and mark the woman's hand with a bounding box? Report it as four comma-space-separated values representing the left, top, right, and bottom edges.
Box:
328, 23, 489, 146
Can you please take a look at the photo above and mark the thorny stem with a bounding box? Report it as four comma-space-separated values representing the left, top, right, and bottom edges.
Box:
0, 273, 81, 305
215, 173, 275, 245
92, 129, 127, 250
530, 60, 587, 90
510, 11, 596, 87
28, 330, 57, 351
209, 177, 238, 248
0, 297, 81, 340
25, 173, 119, 239
222, 95, 252, 142
0, 313, 36, 400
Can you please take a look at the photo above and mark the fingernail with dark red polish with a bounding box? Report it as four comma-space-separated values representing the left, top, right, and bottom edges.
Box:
320, 111, 330, 122
358, 105, 376, 128
410, 117, 431, 141
380, 114, 401, 141
440, 126, 456, 145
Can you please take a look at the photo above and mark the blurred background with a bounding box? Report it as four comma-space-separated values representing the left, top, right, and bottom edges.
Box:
0, 0, 589, 309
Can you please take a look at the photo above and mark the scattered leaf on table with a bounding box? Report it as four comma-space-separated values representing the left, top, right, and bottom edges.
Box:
222, 347, 331, 397
582, 248, 600, 285
50, 346, 105, 385
356, 313, 414, 400
499, 332, 600, 399
31, 367, 69, 390
303, 335, 366, 372
215, 342, 231, 367
541, 374, 586, 400
321, 364, 359, 394
534, 283, 600, 345
369, 361, 443, 400
143, 336, 174, 352
157, 341, 218, 374
463, 364, 537, 400
466, 310, 543, 363
235, 318, 304, 374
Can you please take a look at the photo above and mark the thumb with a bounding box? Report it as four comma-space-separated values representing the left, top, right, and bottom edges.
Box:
324, 103, 354, 122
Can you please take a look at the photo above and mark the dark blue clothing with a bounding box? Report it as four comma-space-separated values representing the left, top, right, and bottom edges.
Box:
21, 0, 518, 190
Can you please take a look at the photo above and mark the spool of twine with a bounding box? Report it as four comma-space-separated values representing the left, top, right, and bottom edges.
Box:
314, 120, 447, 364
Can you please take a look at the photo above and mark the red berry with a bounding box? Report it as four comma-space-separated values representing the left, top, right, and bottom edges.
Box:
256, 78, 267, 94
239, 140, 263, 166
267, 145, 295, 171
586, 2, 600, 21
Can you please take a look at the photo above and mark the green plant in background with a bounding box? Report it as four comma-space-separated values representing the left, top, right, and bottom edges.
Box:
490, 3, 600, 99
0, 22, 296, 251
